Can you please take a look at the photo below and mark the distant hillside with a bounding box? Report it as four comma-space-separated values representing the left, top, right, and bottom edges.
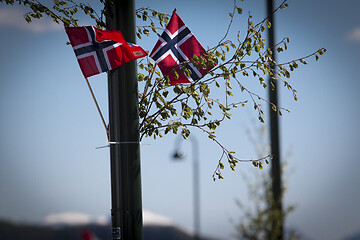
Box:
0, 220, 209, 240
343, 231, 360, 240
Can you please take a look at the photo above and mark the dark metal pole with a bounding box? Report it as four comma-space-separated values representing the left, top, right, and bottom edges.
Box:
106, 0, 143, 240
266, 0, 283, 239
172, 136, 200, 240
191, 137, 200, 240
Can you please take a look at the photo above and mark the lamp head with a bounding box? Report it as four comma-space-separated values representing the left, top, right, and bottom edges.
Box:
173, 150, 185, 160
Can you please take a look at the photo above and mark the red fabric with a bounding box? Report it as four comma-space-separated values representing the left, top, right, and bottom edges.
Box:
82, 230, 93, 240
65, 26, 147, 78
94, 28, 126, 43
166, 11, 185, 34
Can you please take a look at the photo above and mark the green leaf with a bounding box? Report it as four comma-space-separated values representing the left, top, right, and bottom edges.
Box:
25, 14, 32, 23
143, 29, 150, 35
30, 4, 38, 11
173, 85, 181, 94
236, 7, 243, 14
219, 162, 224, 170
300, 58, 308, 64
284, 69, 290, 78
259, 162, 263, 169
162, 89, 169, 98
184, 68, 191, 77
62, 18, 71, 27
138, 73, 145, 81
266, 20, 271, 28
293, 61, 298, 68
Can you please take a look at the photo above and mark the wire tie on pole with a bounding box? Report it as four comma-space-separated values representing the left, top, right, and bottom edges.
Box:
96, 141, 149, 149
108, 141, 141, 144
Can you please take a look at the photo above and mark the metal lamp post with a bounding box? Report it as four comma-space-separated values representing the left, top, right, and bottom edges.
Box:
172, 135, 200, 240
266, 0, 283, 238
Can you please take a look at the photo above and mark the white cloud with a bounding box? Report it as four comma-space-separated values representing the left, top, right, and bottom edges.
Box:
43, 212, 109, 226
43, 210, 174, 227
143, 210, 174, 226
346, 27, 360, 42
0, 8, 62, 32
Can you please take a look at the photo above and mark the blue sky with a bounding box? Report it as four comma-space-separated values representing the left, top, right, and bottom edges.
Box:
0, 0, 360, 239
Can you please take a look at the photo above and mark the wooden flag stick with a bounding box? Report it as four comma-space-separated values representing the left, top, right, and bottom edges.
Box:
84, 77, 110, 140
149, 62, 158, 81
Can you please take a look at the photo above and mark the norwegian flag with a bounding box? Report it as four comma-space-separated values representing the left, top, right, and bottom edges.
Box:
65, 26, 147, 78
150, 11, 214, 84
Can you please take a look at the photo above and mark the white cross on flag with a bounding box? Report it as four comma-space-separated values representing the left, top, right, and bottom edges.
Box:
65, 26, 147, 78
150, 11, 214, 84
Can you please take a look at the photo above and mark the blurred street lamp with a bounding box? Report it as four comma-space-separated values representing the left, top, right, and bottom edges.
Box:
172, 135, 200, 240
173, 149, 185, 159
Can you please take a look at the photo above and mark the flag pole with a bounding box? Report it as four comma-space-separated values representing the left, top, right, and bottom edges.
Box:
84, 77, 109, 140
106, 0, 143, 239
266, 0, 283, 239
